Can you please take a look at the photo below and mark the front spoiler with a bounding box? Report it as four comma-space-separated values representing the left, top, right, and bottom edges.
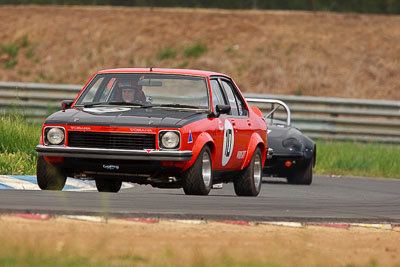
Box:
35, 145, 193, 161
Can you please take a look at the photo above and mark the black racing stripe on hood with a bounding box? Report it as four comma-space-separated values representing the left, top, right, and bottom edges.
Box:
44, 107, 209, 128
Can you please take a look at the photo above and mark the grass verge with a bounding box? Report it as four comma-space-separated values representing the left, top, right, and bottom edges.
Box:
0, 115, 399, 179
315, 140, 400, 179
0, 114, 41, 175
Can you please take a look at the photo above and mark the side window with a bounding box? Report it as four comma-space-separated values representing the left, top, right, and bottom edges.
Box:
221, 80, 239, 116
221, 80, 248, 117
210, 79, 227, 110
234, 93, 248, 116
99, 78, 116, 102
80, 77, 105, 103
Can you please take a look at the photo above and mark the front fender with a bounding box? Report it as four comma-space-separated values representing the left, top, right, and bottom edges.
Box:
241, 132, 266, 170
182, 131, 215, 171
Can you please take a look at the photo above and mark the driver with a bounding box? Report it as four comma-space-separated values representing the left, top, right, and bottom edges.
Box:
116, 78, 146, 103
121, 86, 135, 103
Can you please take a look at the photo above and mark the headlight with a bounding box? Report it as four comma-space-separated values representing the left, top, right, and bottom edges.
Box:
282, 138, 303, 152
45, 127, 65, 145
159, 131, 180, 149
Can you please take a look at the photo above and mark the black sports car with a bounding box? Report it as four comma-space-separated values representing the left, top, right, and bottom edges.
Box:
246, 98, 316, 185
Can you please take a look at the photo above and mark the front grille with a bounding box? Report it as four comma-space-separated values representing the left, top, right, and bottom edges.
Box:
68, 131, 156, 150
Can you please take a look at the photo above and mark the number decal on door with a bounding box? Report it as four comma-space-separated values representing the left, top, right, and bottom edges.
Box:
222, 120, 234, 166
225, 129, 233, 157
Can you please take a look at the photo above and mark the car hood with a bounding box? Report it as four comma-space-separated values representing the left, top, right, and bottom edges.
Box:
44, 107, 208, 128
268, 124, 315, 156
268, 124, 303, 155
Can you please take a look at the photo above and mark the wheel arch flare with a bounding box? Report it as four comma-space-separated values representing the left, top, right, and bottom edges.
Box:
240, 132, 266, 170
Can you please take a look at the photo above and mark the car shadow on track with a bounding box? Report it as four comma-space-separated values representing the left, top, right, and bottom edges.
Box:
262, 177, 288, 184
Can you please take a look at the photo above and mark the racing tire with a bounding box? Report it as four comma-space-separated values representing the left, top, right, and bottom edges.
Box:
95, 179, 122, 193
182, 146, 213, 196
287, 157, 313, 185
234, 147, 262, 197
36, 156, 67, 191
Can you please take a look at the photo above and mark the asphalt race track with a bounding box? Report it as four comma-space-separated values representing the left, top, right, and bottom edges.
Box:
0, 175, 399, 223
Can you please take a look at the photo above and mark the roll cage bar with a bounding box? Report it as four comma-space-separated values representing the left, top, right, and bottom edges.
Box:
245, 98, 291, 126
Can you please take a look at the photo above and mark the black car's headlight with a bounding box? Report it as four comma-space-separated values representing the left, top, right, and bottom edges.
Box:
282, 138, 303, 152
44, 127, 65, 145
159, 131, 180, 149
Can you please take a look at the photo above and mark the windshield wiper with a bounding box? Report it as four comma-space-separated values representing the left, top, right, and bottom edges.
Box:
156, 103, 202, 109
82, 102, 107, 108
108, 101, 150, 107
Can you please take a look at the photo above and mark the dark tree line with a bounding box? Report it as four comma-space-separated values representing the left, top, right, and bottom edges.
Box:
2, 0, 400, 14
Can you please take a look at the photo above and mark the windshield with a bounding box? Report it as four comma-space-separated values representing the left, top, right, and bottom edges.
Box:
74, 73, 210, 110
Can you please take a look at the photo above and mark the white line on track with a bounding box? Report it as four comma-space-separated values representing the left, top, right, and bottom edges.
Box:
0, 175, 133, 191
0, 175, 39, 190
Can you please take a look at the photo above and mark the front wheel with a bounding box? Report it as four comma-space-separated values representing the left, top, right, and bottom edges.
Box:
182, 146, 213, 195
234, 147, 262, 196
287, 157, 313, 185
36, 156, 67, 190
95, 179, 122, 193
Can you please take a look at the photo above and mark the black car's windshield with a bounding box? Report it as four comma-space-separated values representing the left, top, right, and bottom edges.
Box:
74, 73, 210, 110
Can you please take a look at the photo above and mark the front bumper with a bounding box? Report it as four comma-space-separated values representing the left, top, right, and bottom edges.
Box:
263, 152, 310, 175
35, 145, 193, 161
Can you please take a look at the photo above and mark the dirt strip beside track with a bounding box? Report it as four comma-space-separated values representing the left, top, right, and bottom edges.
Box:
1, 214, 399, 266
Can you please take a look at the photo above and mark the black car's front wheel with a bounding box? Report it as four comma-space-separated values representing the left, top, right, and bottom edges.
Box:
36, 156, 67, 190
234, 147, 262, 196
287, 156, 313, 185
182, 146, 213, 195
95, 179, 122, 193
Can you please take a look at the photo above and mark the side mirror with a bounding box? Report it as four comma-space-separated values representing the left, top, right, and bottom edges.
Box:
61, 100, 74, 111
216, 104, 231, 116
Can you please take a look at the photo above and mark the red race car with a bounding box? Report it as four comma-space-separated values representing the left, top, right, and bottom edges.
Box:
35, 68, 267, 196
